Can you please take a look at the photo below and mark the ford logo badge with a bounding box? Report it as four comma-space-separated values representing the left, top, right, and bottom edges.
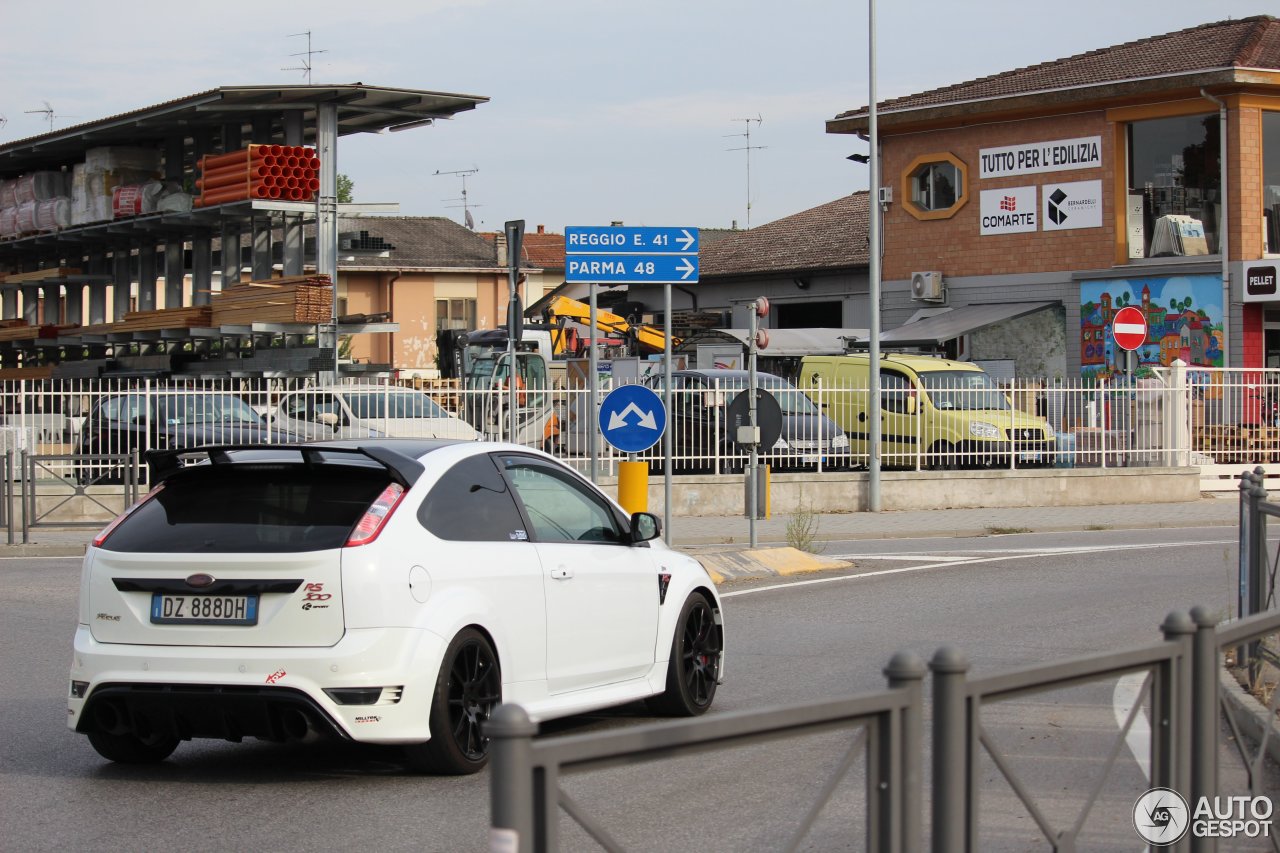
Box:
186, 573, 215, 588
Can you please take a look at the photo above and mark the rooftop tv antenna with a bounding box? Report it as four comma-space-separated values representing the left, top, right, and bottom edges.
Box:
725, 114, 766, 229
25, 101, 76, 132
283, 31, 328, 84
435, 168, 481, 229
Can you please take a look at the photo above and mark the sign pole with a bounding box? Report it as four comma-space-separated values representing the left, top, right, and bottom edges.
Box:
663, 282, 673, 545
504, 220, 524, 445
748, 307, 758, 549
589, 281, 599, 483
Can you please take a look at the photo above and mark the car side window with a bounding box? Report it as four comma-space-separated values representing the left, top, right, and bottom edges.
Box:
880, 369, 914, 414
418, 453, 529, 542
282, 394, 309, 420
499, 456, 625, 545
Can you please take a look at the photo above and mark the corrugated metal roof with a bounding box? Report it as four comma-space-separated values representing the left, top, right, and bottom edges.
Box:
878, 302, 1059, 346
0, 84, 488, 175
678, 327, 868, 356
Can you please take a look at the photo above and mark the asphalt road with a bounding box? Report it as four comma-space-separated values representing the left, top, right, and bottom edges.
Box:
1, 526, 1274, 852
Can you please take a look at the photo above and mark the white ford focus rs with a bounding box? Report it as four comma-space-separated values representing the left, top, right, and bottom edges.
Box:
68, 439, 725, 774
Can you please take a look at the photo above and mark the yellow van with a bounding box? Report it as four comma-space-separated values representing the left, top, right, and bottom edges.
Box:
798, 353, 1054, 469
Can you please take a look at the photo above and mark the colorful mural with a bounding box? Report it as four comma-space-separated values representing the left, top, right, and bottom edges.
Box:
1079, 274, 1223, 380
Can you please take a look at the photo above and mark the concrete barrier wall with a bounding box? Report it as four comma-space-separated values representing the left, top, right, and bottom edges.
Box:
29, 468, 1200, 524
595, 467, 1201, 517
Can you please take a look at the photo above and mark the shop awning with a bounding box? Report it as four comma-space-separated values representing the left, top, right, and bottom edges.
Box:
878, 301, 1058, 346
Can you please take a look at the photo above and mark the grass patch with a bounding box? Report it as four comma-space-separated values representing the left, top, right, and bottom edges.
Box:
985, 526, 1032, 535
1086, 524, 1111, 531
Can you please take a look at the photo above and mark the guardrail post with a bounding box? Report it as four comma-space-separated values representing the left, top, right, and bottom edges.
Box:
488, 703, 539, 853
1188, 606, 1219, 853
884, 651, 925, 853
1157, 610, 1195, 850
930, 645, 970, 853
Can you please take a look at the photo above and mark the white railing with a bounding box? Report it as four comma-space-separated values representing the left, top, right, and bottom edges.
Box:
3, 364, 1278, 488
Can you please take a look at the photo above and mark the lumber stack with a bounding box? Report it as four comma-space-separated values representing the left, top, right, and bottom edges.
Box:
77, 306, 212, 336
0, 323, 74, 342
211, 274, 333, 326
193, 145, 319, 208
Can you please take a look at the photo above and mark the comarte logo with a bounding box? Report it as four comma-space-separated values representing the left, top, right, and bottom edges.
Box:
1133, 788, 1189, 846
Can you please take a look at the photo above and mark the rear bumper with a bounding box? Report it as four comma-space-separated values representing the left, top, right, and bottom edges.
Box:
68, 624, 445, 745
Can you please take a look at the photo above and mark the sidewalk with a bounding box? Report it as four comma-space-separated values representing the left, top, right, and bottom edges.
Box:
668, 492, 1245, 548
2, 492, 1247, 559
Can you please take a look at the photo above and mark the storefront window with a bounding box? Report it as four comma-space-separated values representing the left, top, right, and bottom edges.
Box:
1265, 111, 1280, 255
1126, 113, 1220, 259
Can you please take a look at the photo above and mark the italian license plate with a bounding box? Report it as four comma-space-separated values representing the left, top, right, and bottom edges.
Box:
150, 593, 259, 625
1019, 452, 1043, 462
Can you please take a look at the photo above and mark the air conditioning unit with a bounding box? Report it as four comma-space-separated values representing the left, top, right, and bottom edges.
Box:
910, 270, 945, 302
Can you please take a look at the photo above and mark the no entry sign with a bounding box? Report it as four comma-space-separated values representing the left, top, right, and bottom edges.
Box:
1112, 305, 1147, 351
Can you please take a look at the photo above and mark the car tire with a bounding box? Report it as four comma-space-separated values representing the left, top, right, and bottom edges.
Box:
403, 628, 501, 775
86, 730, 180, 764
646, 593, 720, 717
927, 441, 957, 471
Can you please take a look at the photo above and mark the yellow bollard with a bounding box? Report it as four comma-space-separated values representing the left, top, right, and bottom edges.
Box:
617, 461, 649, 516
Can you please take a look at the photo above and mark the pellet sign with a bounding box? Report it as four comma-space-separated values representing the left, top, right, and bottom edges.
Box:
979, 136, 1102, 179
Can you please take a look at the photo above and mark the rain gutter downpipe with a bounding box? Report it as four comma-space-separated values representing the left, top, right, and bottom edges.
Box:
1201, 88, 1230, 366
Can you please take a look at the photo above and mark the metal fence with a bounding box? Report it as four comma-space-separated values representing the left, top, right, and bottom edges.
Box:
487, 479, 1280, 851
1, 365, 1280, 486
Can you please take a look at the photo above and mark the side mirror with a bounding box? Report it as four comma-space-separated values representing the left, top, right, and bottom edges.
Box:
316, 412, 340, 430
904, 396, 918, 415
629, 511, 661, 544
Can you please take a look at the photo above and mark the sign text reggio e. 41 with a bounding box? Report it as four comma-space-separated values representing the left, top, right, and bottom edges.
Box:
564, 226, 700, 284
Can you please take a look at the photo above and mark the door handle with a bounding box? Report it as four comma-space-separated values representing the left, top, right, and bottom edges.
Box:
550, 567, 574, 580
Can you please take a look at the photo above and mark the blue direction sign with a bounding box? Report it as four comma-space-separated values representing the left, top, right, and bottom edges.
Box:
566, 226, 699, 255
566, 253, 699, 284
599, 384, 666, 453
565, 225, 699, 284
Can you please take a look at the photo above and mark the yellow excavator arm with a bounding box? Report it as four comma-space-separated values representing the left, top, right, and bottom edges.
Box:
542, 295, 678, 354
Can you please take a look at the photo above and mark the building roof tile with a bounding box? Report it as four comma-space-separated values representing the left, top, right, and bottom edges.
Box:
700, 193, 869, 278
834, 16, 1280, 122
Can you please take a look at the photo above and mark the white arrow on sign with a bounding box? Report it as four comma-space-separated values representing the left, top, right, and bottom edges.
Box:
677, 229, 695, 251
607, 402, 658, 431
677, 257, 696, 279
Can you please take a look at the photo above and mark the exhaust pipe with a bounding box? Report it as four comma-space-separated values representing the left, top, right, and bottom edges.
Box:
94, 701, 130, 736
279, 707, 311, 742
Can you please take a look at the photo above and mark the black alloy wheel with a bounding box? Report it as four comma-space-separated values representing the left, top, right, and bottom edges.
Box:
405, 628, 501, 774
647, 593, 720, 716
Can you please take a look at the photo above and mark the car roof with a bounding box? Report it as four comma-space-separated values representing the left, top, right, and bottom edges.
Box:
673, 369, 783, 380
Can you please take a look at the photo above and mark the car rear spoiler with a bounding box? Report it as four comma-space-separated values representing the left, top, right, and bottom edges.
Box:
145, 444, 426, 489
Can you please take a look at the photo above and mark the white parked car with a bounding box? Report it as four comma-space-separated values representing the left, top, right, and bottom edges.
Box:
68, 439, 725, 774
272, 385, 480, 441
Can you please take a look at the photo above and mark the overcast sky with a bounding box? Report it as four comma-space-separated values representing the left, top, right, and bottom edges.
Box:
1, 1, 1275, 234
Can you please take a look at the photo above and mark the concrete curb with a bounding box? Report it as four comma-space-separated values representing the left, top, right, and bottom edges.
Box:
1220, 668, 1280, 767
693, 547, 852, 584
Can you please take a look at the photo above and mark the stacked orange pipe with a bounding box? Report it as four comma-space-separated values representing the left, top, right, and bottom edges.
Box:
193, 144, 319, 208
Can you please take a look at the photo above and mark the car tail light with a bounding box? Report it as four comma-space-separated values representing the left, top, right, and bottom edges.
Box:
345, 482, 406, 547
92, 482, 166, 548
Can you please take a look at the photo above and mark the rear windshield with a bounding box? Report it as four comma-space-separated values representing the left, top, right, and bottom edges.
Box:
344, 392, 449, 420
100, 464, 391, 553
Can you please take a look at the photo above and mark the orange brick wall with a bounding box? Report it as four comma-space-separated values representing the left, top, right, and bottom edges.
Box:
881, 112, 1116, 281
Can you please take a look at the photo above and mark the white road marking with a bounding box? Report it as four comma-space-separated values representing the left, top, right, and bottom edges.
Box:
1113, 672, 1151, 782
